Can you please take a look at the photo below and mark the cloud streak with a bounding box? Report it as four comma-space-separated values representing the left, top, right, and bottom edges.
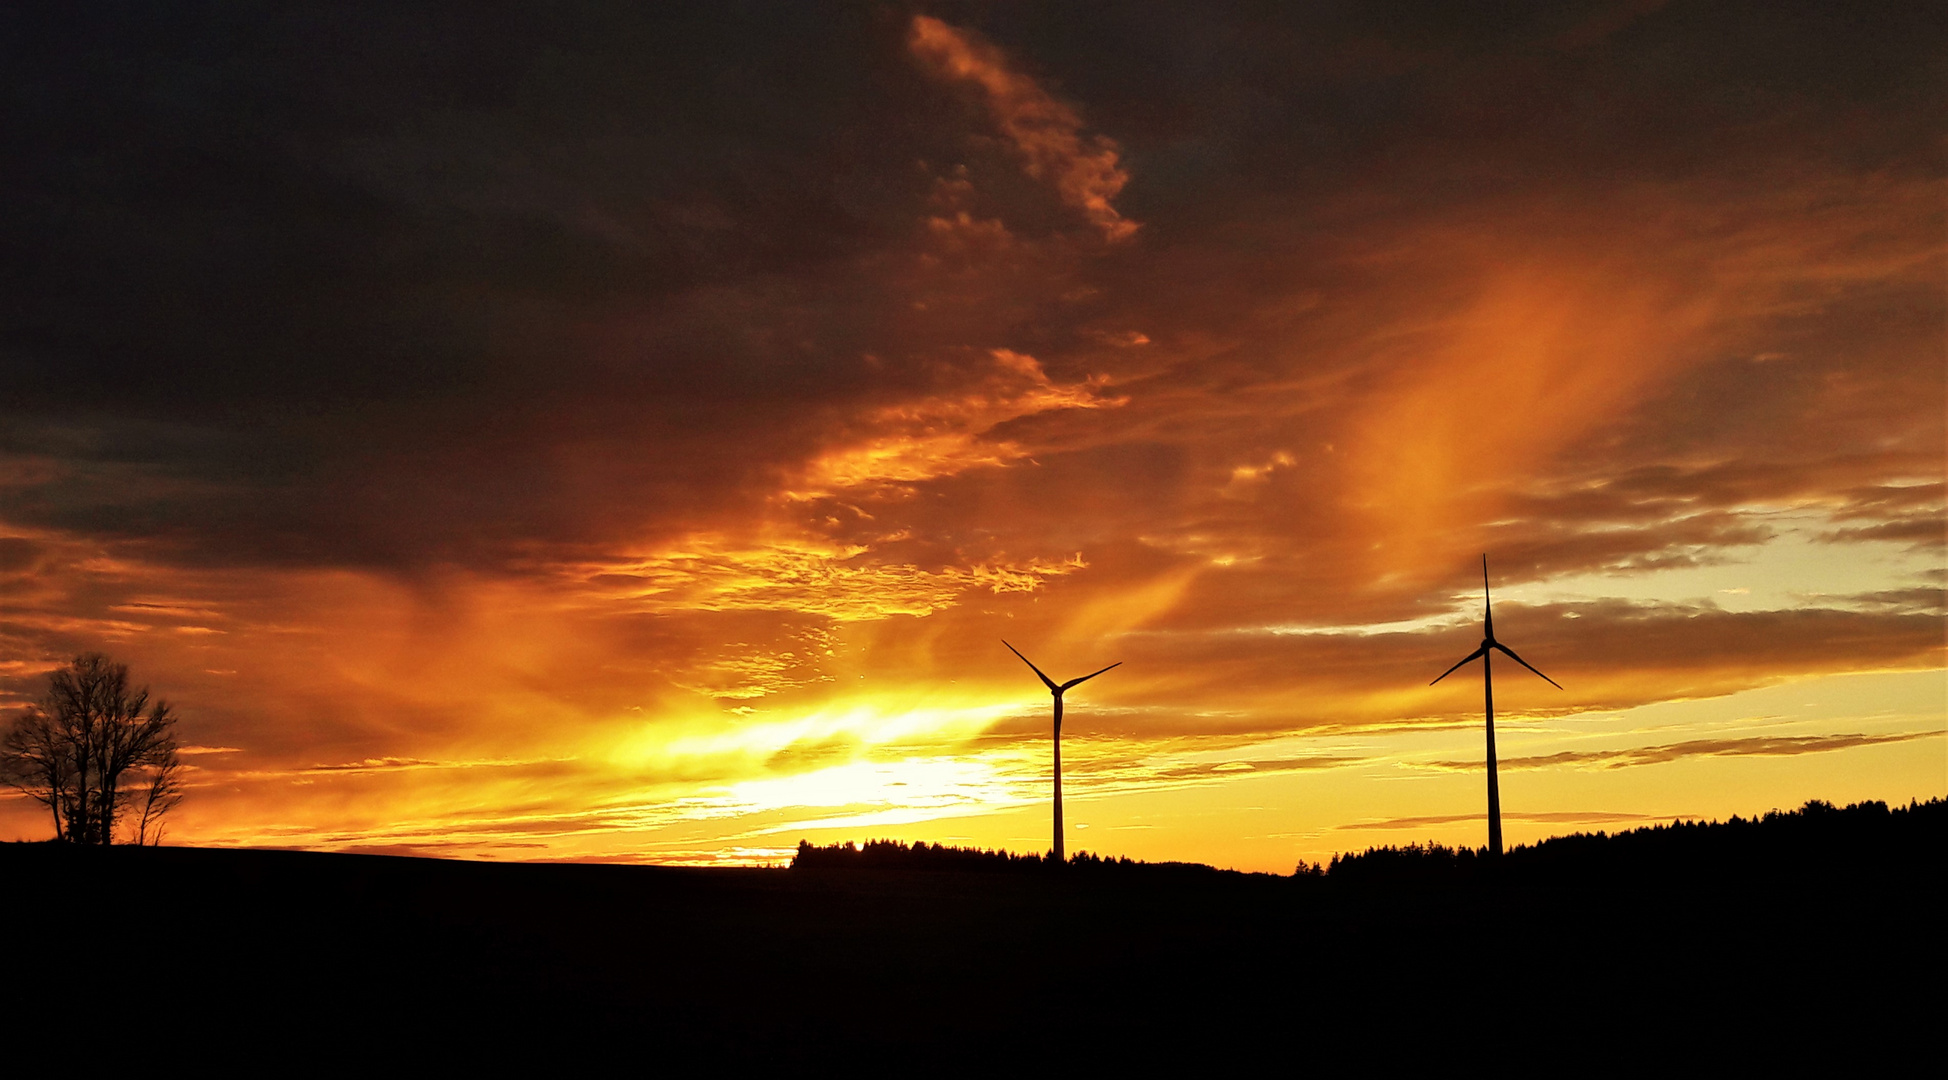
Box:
1427, 731, 1940, 773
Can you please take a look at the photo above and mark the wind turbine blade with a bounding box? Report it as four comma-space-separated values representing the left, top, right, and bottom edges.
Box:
1430, 645, 1487, 686
1003, 640, 1059, 692
1482, 554, 1494, 641
1493, 642, 1562, 689
1060, 661, 1122, 692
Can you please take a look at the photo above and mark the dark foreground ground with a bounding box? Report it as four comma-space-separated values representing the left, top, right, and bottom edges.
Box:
3, 800, 1940, 1065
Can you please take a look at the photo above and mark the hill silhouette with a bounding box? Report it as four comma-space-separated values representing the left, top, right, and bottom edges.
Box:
3, 797, 1938, 1066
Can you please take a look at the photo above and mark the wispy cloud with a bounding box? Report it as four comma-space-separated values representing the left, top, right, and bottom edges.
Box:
909, 15, 1138, 241
1338, 809, 1694, 832
1427, 730, 1939, 772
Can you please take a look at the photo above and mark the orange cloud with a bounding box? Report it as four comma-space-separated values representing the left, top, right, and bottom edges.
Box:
790, 348, 1123, 498
586, 534, 1086, 621
1341, 249, 1721, 580
909, 15, 1138, 242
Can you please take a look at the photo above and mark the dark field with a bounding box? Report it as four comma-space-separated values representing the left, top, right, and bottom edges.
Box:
4, 800, 1939, 1065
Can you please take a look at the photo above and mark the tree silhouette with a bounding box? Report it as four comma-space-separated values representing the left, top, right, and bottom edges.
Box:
1, 653, 183, 844
134, 753, 185, 846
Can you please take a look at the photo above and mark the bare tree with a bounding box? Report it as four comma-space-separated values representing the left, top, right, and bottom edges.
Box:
2, 705, 75, 840
1, 653, 183, 845
134, 756, 184, 846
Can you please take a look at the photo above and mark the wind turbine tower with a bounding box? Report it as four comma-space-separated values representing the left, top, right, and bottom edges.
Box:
1004, 641, 1120, 862
1429, 556, 1561, 856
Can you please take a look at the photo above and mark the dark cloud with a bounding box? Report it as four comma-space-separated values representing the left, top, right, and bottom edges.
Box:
2, 3, 984, 567
1820, 519, 1946, 550
0, 537, 44, 575
941, 599, 1947, 733
1837, 588, 1947, 616
4, 1, 1937, 574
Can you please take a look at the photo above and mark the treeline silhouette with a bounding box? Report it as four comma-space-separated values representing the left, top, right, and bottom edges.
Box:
1319, 796, 1943, 886
792, 837, 1240, 879
793, 797, 1943, 885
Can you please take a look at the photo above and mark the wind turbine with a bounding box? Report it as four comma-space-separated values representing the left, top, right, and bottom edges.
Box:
1429, 556, 1561, 856
1003, 641, 1120, 863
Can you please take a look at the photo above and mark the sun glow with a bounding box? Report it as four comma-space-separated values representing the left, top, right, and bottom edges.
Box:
606, 699, 1025, 775
722, 756, 1030, 818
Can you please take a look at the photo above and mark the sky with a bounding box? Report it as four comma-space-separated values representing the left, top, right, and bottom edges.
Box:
1, 1, 1941, 871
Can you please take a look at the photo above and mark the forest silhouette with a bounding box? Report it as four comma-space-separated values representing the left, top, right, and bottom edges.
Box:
791, 837, 1231, 878
793, 797, 1942, 886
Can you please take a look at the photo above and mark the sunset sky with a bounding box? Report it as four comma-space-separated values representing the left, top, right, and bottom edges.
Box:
2, 2, 1941, 871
